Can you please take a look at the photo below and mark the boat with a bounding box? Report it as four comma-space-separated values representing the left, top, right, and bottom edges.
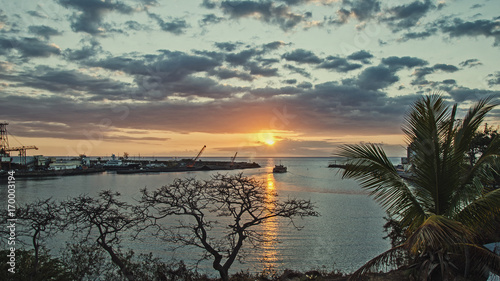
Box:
103, 154, 140, 170
273, 164, 287, 173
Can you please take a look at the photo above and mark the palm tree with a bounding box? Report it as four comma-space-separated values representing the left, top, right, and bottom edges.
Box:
337, 95, 500, 280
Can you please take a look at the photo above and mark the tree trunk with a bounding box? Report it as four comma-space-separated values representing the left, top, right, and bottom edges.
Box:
217, 268, 229, 281
98, 241, 135, 281
31, 230, 40, 281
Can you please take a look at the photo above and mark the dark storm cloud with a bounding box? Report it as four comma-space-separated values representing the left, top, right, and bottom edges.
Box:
440, 17, 500, 46
58, 0, 135, 35
459, 59, 482, 68
148, 13, 190, 35
282, 49, 322, 64
346, 50, 373, 63
381, 56, 428, 70
383, 0, 435, 32
220, 0, 312, 31
28, 25, 62, 40
354, 66, 399, 91
318, 56, 362, 73
0, 36, 61, 58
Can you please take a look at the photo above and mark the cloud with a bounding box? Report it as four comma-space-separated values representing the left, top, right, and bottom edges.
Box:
0, 36, 61, 58
58, 0, 135, 35
214, 42, 242, 52
432, 63, 459, 72
208, 67, 254, 81
28, 25, 62, 40
328, 0, 381, 24
199, 13, 224, 26
382, 0, 435, 32
282, 49, 322, 64
441, 86, 500, 103
487, 72, 500, 86
4, 66, 131, 100
201, 0, 218, 9
220, 0, 313, 31
354, 66, 399, 90
148, 13, 190, 35
398, 28, 438, 42
440, 17, 500, 46
346, 50, 373, 63
459, 59, 482, 68
226, 49, 259, 65
284, 64, 311, 78
381, 56, 428, 70
64, 39, 102, 61
318, 56, 362, 72
411, 63, 459, 86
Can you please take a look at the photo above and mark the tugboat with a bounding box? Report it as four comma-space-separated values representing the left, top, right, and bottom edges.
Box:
273, 164, 287, 173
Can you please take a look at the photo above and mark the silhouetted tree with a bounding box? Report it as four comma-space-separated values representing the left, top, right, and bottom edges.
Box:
15, 199, 65, 280
62, 191, 140, 281
140, 173, 318, 281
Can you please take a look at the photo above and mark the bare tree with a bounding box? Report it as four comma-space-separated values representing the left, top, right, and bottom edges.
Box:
15, 199, 65, 280
140, 173, 319, 281
62, 191, 140, 281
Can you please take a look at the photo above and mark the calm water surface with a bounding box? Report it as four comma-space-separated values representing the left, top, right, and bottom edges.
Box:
0, 157, 393, 275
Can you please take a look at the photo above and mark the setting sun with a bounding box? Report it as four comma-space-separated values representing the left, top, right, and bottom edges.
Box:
258, 132, 276, 146
265, 138, 275, 145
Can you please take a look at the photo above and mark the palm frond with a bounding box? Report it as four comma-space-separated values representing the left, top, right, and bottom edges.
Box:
455, 96, 498, 154
465, 243, 500, 277
405, 215, 474, 255
348, 244, 408, 281
453, 188, 500, 238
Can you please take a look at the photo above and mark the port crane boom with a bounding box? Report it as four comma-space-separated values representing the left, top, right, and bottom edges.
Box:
0, 123, 38, 166
230, 152, 237, 167
187, 145, 206, 168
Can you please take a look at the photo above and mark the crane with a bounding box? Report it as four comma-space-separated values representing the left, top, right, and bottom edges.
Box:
230, 152, 237, 168
0, 123, 38, 166
5, 146, 39, 166
187, 145, 206, 168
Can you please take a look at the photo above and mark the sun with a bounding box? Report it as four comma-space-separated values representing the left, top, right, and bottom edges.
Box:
258, 132, 276, 146
265, 138, 275, 146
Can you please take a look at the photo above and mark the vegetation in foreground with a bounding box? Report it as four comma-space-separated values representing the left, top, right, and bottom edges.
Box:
338, 94, 500, 280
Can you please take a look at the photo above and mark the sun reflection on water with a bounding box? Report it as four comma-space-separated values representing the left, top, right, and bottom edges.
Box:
260, 173, 279, 270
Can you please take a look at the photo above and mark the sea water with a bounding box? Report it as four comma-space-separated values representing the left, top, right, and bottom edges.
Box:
0, 157, 393, 275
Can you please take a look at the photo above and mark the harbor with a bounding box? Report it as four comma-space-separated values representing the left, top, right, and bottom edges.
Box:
0, 123, 260, 178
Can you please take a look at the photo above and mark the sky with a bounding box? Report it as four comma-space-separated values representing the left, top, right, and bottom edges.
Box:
0, 0, 499, 158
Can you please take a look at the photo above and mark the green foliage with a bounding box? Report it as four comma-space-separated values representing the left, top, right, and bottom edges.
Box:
0, 249, 72, 281
338, 94, 500, 280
